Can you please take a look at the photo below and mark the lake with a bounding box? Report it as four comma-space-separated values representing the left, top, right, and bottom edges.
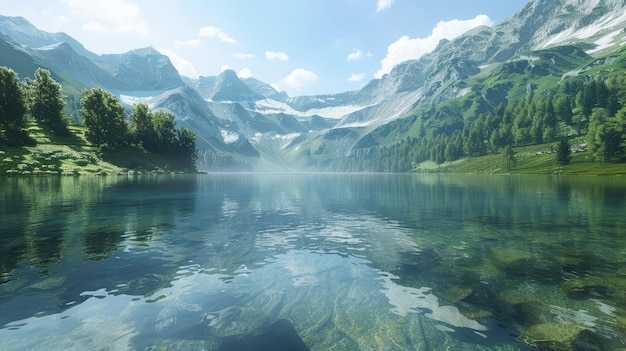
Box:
1, 173, 625, 350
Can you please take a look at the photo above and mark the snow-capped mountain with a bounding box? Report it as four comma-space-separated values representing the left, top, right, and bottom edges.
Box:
514, 0, 626, 53
1, 0, 625, 171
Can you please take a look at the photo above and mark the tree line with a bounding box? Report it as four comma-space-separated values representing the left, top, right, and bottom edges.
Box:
0, 66, 197, 170
327, 75, 626, 172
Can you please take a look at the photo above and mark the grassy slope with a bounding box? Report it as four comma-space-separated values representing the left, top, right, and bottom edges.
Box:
416, 140, 626, 176
1, 123, 183, 175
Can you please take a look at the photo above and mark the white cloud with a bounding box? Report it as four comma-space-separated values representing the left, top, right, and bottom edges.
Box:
348, 73, 365, 82
62, 0, 148, 35
199, 26, 237, 44
82, 20, 107, 33
281, 68, 318, 90
266, 51, 290, 61
375, 14, 493, 78
232, 52, 255, 59
347, 49, 372, 62
238, 68, 253, 79
347, 50, 364, 62
376, 0, 395, 12
175, 39, 202, 49
220, 65, 233, 72
158, 48, 198, 78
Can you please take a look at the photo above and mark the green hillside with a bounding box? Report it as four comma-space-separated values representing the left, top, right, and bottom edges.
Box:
327, 44, 626, 174
0, 123, 192, 176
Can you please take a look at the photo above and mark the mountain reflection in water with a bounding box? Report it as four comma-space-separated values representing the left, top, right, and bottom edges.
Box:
1, 173, 626, 350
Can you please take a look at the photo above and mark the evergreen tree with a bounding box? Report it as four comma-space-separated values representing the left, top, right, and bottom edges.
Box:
599, 124, 624, 162
432, 135, 446, 164
578, 87, 594, 119
586, 109, 606, 160
587, 79, 597, 107
464, 123, 486, 157
556, 138, 571, 165
586, 108, 625, 162
554, 95, 573, 124
0, 67, 29, 145
543, 95, 557, 128
607, 95, 620, 117
445, 131, 463, 162
531, 112, 544, 144
503, 144, 515, 170
513, 102, 532, 145
596, 78, 609, 108
603, 106, 626, 161
80, 88, 128, 147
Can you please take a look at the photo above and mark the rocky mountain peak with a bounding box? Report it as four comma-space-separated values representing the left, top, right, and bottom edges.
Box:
206, 69, 262, 102
97, 47, 184, 92
0, 15, 95, 59
501, 0, 626, 52
242, 77, 288, 100
125, 46, 162, 56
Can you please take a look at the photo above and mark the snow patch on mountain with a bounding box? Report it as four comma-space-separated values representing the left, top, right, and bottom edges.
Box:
588, 29, 624, 54
220, 129, 240, 144
536, 3, 626, 52
120, 94, 155, 108
255, 99, 370, 119
278, 133, 302, 149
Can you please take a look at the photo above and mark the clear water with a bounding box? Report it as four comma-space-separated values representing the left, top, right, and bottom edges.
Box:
1, 173, 625, 350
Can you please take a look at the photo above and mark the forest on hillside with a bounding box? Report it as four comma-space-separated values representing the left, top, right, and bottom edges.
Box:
321, 74, 626, 172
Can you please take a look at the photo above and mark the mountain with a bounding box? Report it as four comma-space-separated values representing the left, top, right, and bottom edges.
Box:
98, 47, 184, 91
0, 32, 42, 77
0, 15, 260, 168
241, 77, 288, 100
0, 15, 95, 60
2, 0, 626, 171
186, 69, 261, 102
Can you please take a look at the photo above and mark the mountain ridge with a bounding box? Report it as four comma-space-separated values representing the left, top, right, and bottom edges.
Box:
2, 0, 626, 171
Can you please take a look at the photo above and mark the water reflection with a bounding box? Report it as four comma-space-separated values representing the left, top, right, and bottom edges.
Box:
1, 247, 496, 350
1, 173, 626, 350
0, 175, 197, 321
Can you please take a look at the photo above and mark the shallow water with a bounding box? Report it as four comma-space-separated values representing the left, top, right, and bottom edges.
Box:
1, 173, 625, 350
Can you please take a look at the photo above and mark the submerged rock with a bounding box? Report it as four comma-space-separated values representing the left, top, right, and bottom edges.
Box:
496, 289, 550, 327
29, 276, 66, 290
612, 316, 626, 333
215, 319, 310, 351
521, 322, 582, 350
520, 322, 604, 351
442, 286, 473, 304
490, 247, 560, 282
497, 289, 540, 306
125, 273, 168, 296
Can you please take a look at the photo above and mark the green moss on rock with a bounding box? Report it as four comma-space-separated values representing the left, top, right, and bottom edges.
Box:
520, 322, 584, 351
497, 289, 540, 306
490, 247, 561, 282
562, 276, 626, 307
443, 286, 473, 303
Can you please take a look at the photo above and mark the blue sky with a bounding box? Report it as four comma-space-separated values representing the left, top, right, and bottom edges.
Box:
2, 0, 530, 96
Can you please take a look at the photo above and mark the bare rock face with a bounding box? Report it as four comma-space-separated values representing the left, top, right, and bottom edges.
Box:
105, 47, 185, 92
